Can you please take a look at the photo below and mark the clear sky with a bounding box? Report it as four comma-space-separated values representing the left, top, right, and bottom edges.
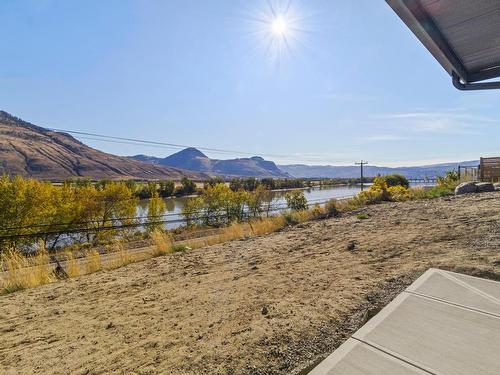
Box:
1, 0, 499, 166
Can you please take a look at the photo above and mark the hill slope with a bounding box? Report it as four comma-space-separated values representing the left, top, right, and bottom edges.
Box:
0, 111, 205, 180
131, 148, 290, 178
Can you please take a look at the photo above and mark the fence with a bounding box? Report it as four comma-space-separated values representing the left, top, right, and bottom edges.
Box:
458, 165, 479, 182
480, 157, 500, 182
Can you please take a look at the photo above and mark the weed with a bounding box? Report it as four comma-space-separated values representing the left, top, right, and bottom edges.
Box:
356, 213, 369, 220
151, 229, 173, 256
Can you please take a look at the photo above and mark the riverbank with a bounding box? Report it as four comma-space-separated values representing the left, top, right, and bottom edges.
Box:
1, 192, 498, 374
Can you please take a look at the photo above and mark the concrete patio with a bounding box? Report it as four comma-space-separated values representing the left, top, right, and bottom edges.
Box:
310, 268, 500, 375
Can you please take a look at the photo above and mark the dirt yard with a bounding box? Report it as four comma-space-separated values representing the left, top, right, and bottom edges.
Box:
1, 192, 499, 375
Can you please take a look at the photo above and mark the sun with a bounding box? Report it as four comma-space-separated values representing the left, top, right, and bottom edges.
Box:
271, 16, 287, 35
241, 0, 310, 65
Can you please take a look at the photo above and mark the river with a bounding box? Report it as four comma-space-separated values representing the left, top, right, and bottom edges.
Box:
137, 183, 432, 230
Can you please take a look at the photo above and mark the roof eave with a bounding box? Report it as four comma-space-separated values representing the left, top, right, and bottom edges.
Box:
386, 0, 469, 82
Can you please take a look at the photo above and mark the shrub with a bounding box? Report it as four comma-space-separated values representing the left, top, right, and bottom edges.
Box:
356, 212, 369, 220
382, 174, 409, 188
324, 199, 340, 217
171, 244, 190, 253
437, 170, 460, 189
283, 210, 310, 225
310, 203, 327, 220
387, 185, 412, 201
284, 190, 307, 211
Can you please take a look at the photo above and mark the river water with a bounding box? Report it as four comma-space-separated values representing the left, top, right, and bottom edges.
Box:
137, 181, 436, 230
137, 184, 362, 230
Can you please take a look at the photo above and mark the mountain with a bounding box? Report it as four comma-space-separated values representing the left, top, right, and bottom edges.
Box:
0, 111, 206, 180
130, 148, 290, 178
279, 161, 480, 179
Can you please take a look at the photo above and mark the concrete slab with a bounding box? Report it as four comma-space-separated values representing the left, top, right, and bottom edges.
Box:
309, 339, 429, 375
309, 269, 500, 375
406, 269, 500, 316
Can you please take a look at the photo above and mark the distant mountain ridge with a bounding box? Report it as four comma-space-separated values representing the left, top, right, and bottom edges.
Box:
0, 111, 206, 180
130, 148, 290, 178
278, 161, 479, 179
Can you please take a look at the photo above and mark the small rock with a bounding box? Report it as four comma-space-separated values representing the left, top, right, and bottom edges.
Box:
347, 240, 356, 251
476, 182, 495, 193
105, 322, 115, 330
261, 306, 269, 315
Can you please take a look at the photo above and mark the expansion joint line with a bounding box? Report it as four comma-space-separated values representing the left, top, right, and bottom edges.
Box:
350, 337, 439, 375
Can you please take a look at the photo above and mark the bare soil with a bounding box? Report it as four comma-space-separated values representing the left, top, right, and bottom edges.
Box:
1, 192, 499, 375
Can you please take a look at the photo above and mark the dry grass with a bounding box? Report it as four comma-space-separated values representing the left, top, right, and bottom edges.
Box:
85, 249, 102, 274
0, 247, 54, 294
151, 229, 173, 256
65, 250, 81, 278
103, 242, 135, 270
251, 216, 286, 235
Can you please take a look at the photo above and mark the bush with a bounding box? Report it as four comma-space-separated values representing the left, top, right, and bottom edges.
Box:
324, 199, 340, 217
382, 174, 409, 188
437, 171, 460, 189
387, 185, 412, 201
310, 203, 327, 219
285, 190, 307, 211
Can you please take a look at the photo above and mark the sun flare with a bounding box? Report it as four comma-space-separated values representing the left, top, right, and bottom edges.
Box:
271, 16, 287, 35
242, 0, 310, 65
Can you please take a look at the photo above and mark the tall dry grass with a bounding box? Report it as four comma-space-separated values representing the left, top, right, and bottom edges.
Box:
0, 247, 54, 294
250, 216, 286, 235
65, 249, 81, 278
85, 249, 102, 274
151, 229, 173, 256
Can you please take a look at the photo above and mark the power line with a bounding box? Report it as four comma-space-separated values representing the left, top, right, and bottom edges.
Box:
50, 128, 293, 159
0, 196, 337, 232
48, 127, 339, 164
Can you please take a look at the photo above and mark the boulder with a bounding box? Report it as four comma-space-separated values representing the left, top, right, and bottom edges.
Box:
476, 182, 495, 193
455, 182, 477, 195
494, 182, 500, 191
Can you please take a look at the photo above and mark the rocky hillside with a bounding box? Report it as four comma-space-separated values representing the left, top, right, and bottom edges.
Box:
131, 147, 290, 178
0, 111, 205, 180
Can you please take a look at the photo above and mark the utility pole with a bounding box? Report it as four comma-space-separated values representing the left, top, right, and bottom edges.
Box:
355, 161, 368, 191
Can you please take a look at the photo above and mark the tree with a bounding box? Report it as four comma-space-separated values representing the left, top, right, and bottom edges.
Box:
181, 197, 204, 227
177, 177, 196, 196
285, 190, 307, 211
146, 192, 167, 232
158, 180, 175, 197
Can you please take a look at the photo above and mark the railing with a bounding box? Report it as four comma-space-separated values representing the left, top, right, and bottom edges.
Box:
458, 165, 479, 182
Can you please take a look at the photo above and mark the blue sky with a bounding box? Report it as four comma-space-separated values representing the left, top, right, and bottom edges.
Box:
1, 0, 499, 166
